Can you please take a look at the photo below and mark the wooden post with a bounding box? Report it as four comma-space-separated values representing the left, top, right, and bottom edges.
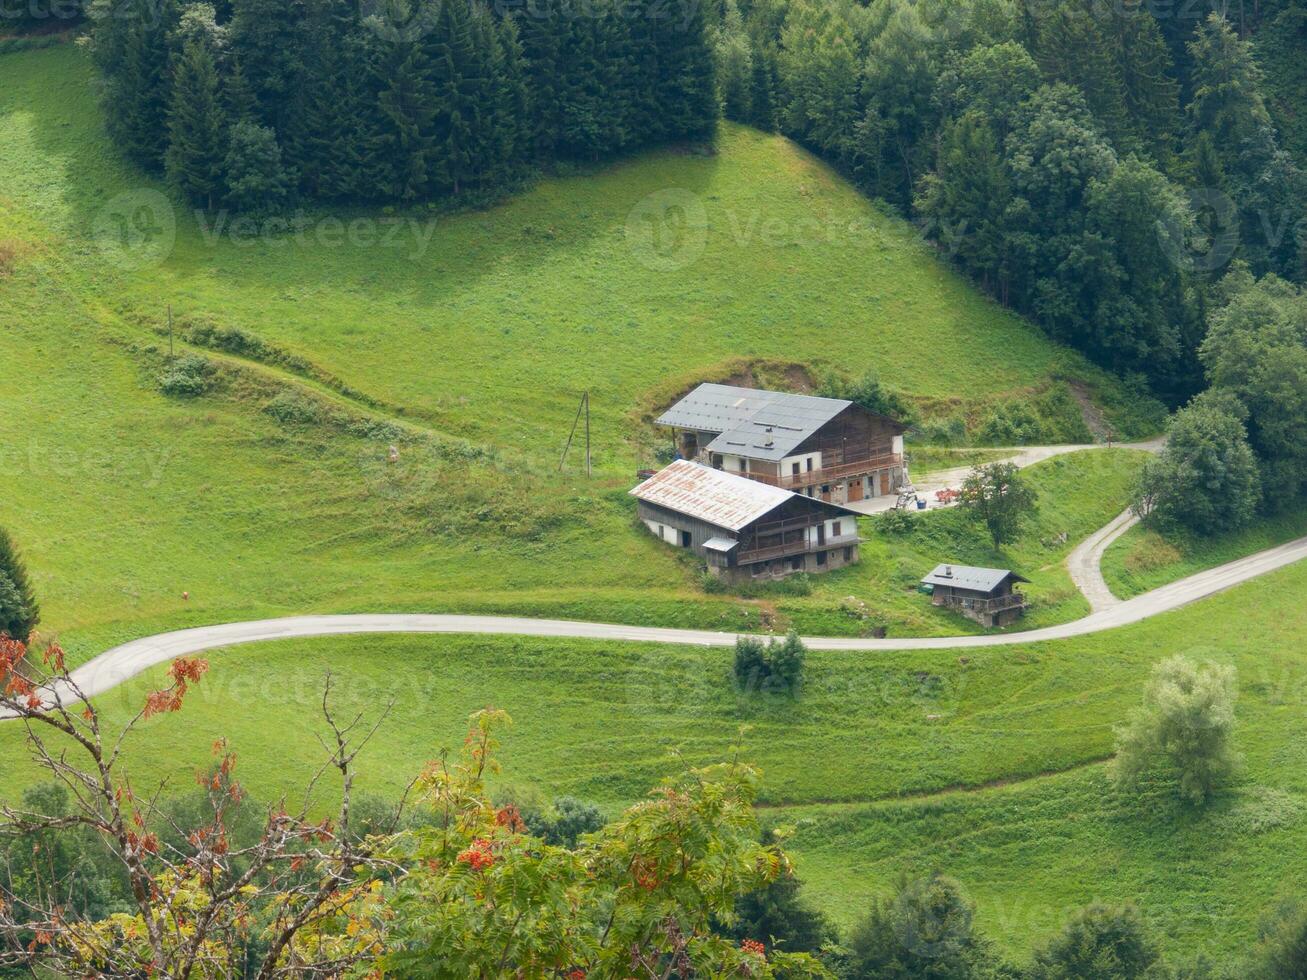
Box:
584, 392, 591, 477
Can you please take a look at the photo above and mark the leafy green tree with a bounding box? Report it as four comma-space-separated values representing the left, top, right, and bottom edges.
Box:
1028, 903, 1161, 980
959, 462, 1037, 549
165, 39, 227, 210
1132, 393, 1260, 534
843, 873, 1004, 979
734, 631, 806, 694
1201, 273, 1307, 503
223, 119, 291, 214
1111, 655, 1239, 806
0, 527, 39, 641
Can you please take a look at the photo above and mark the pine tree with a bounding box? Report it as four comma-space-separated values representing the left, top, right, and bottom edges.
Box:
228, 0, 306, 131
224, 57, 259, 123
373, 36, 438, 201
747, 44, 776, 131
427, 0, 478, 195
102, 0, 178, 171
513, 0, 566, 161
0, 527, 39, 642
651, 0, 717, 142
165, 40, 227, 210
1186, 13, 1274, 182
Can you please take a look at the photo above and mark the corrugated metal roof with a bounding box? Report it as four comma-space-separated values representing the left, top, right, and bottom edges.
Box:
920, 564, 1029, 593
630, 460, 792, 532
702, 537, 739, 552
656, 383, 901, 463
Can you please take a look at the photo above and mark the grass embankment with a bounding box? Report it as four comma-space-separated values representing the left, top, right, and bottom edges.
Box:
2, 560, 1304, 962
0, 45, 1154, 654
1103, 502, 1307, 599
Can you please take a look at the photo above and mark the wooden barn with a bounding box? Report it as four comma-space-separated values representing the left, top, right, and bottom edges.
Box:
655, 383, 909, 505
920, 564, 1029, 628
631, 460, 861, 582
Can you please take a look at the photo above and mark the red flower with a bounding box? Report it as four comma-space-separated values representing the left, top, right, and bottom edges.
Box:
741, 938, 767, 958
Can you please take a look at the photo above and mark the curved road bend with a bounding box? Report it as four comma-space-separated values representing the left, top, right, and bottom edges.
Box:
15, 529, 1303, 711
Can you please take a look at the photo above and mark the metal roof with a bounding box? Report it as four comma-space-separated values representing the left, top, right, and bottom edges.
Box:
630, 460, 793, 532
657, 384, 853, 462
702, 537, 740, 552
920, 564, 1029, 593
657, 383, 903, 463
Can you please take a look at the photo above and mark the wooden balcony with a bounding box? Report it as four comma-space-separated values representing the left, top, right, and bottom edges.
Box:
737, 453, 904, 490
736, 534, 861, 565
944, 592, 1028, 614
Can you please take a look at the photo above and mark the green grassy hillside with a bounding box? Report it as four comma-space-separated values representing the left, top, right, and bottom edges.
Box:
0, 44, 1153, 654
2, 561, 1304, 962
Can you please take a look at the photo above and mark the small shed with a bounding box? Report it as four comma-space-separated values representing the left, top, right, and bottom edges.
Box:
921, 564, 1029, 628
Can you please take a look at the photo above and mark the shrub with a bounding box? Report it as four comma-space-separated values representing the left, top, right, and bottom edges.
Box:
264, 391, 325, 426
878, 508, 916, 536
1255, 899, 1307, 979
1111, 655, 1239, 806
1028, 903, 1160, 979
733, 630, 806, 694
843, 873, 1004, 979
524, 796, 606, 849
159, 354, 215, 398
818, 370, 915, 424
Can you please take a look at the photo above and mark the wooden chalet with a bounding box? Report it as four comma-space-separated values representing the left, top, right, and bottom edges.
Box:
630, 460, 860, 582
655, 384, 909, 505
921, 564, 1029, 628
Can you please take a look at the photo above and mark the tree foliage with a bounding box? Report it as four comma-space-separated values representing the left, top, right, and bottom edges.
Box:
1028, 902, 1161, 980
1111, 655, 1240, 806
959, 461, 1037, 549
1132, 392, 1261, 534
0, 527, 39, 642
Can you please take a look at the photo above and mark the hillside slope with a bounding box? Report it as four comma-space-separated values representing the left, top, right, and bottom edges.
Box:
0, 44, 1152, 653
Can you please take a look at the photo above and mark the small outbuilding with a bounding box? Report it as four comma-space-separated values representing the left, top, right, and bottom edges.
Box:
920, 564, 1029, 628
631, 460, 860, 583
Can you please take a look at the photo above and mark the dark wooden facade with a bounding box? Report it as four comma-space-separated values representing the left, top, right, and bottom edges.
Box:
927, 574, 1029, 628
636, 496, 860, 583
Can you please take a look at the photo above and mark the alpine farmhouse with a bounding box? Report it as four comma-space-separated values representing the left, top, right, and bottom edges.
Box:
655, 383, 910, 505
630, 459, 861, 583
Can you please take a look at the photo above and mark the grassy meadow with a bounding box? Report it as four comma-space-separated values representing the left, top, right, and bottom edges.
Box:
1, 559, 1305, 961
1103, 502, 1307, 599
0, 44, 1155, 656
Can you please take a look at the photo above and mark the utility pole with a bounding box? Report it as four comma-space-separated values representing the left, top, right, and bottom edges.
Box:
559, 391, 592, 476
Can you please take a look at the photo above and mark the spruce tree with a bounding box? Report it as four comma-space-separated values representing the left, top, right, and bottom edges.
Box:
102, 0, 178, 171
513, 0, 566, 161
0, 528, 39, 642
227, 0, 306, 130
427, 0, 476, 195
165, 39, 227, 210
374, 35, 438, 200
747, 45, 776, 131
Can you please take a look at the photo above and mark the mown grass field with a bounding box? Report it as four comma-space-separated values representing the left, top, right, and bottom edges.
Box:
2, 560, 1304, 962
0, 44, 1154, 655
1103, 502, 1307, 599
